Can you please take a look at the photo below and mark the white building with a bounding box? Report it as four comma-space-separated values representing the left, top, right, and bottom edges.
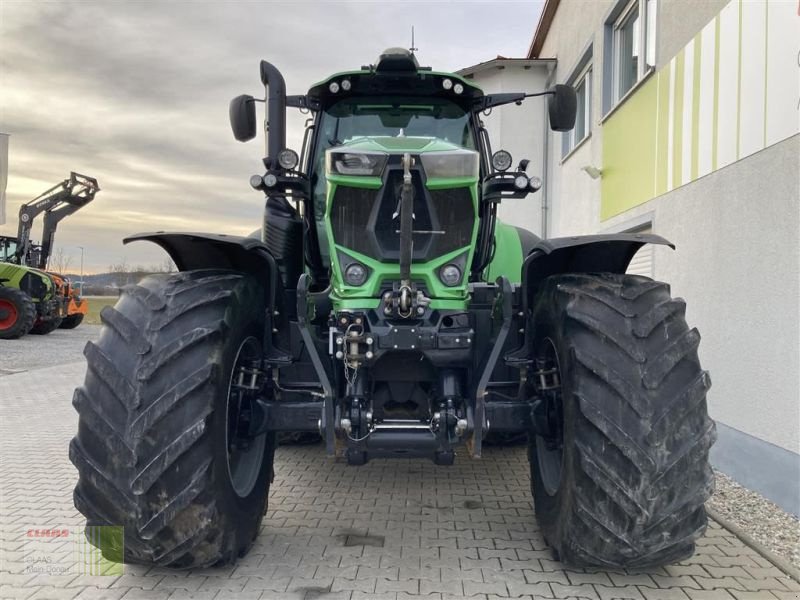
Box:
457, 59, 553, 237
464, 0, 800, 515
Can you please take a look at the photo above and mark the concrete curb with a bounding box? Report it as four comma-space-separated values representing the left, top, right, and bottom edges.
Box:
708, 507, 800, 583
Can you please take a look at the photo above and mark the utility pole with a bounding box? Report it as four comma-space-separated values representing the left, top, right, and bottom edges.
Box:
78, 245, 85, 293
0, 133, 8, 227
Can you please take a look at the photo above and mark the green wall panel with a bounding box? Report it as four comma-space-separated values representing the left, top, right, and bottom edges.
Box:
600, 75, 659, 221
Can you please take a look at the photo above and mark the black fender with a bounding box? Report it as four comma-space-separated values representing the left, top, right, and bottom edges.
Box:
521, 233, 674, 312
515, 226, 542, 257
124, 232, 282, 311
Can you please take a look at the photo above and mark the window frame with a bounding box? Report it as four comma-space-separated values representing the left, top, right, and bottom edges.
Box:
606, 0, 657, 110
562, 62, 593, 158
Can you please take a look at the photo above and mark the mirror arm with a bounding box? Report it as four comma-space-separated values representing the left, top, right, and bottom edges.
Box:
476, 90, 556, 111
286, 95, 309, 109
476, 93, 525, 111
522, 91, 555, 99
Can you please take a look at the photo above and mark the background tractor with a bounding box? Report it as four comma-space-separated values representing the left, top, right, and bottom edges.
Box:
0, 236, 64, 338
71, 49, 716, 569
1, 172, 99, 332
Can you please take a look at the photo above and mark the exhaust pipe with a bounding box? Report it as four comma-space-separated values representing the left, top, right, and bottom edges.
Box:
259, 60, 287, 169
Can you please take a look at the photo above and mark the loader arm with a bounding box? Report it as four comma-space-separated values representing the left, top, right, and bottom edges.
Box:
16, 172, 99, 268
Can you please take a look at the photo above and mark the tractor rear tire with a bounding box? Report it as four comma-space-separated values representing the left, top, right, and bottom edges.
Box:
0, 287, 36, 339
59, 313, 85, 329
30, 316, 63, 335
70, 269, 275, 568
528, 273, 716, 568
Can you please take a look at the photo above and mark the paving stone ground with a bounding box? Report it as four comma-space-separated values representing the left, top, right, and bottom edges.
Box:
1, 361, 798, 600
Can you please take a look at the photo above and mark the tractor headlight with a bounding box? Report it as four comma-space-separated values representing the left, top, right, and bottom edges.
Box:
326, 150, 388, 177
249, 174, 264, 189
344, 263, 369, 286
277, 149, 299, 170
262, 173, 278, 188
492, 150, 513, 172
439, 264, 462, 287
419, 149, 479, 179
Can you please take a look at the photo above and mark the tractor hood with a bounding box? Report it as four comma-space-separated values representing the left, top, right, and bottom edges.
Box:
324, 136, 479, 308
0, 262, 56, 302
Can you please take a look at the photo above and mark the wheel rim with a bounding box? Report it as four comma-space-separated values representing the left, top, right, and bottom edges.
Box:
225, 336, 266, 498
536, 337, 564, 496
0, 299, 18, 330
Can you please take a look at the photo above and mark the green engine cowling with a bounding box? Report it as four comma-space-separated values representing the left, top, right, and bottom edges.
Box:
324, 136, 485, 312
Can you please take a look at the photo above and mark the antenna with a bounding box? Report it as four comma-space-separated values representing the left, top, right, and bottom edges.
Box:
409, 26, 418, 55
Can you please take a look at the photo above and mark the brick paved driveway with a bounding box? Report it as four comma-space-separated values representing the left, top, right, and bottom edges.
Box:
1, 361, 798, 600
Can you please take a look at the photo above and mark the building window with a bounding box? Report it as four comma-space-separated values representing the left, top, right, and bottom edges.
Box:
610, 0, 656, 104
563, 65, 592, 157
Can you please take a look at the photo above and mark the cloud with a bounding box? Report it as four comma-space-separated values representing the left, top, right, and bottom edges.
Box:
0, 0, 543, 272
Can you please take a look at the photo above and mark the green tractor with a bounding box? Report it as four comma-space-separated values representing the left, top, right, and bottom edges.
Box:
0, 236, 66, 338
71, 49, 715, 569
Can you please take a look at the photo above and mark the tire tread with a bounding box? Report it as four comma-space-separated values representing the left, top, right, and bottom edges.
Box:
71, 270, 272, 568
531, 273, 715, 568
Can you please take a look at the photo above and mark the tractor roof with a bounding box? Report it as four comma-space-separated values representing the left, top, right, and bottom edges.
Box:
307, 48, 483, 111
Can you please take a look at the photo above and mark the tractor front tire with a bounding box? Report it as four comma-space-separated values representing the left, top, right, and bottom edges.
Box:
70, 269, 275, 568
30, 316, 63, 335
528, 273, 716, 568
59, 313, 85, 329
0, 287, 36, 339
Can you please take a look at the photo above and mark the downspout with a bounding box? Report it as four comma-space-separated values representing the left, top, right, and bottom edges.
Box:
541, 61, 556, 239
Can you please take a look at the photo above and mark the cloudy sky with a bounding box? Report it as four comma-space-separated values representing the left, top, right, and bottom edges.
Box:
1, 0, 543, 273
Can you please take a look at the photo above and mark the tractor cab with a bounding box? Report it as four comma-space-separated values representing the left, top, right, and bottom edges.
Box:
0, 236, 18, 263
229, 48, 574, 315
0, 236, 40, 267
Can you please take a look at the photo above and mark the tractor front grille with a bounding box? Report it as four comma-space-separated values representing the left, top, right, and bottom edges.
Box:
330, 168, 474, 263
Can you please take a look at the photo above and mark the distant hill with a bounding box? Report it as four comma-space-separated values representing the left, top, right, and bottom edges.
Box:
65, 269, 174, 295
64, 272, 117, 286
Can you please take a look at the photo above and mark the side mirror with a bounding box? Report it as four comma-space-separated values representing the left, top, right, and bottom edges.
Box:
548, 84, 577, 132
229, 94, 257, 142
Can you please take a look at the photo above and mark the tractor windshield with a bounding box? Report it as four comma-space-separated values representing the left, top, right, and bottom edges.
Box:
318, 96, 476, 150
312, 97, 476, 265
